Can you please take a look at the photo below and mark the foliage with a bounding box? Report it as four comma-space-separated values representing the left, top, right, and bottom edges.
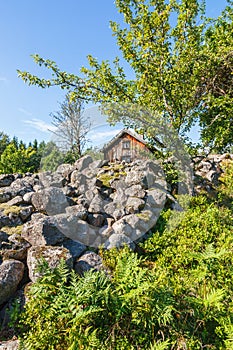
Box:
39, 141, 65, 171
0, 134, 45, 174
199, 4, 233, 151
0, 142, 37, 174
0, 131, 10, 156
18, 0, 233, 151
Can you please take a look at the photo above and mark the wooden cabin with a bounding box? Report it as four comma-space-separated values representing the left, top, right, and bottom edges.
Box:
103, 129, 152, 163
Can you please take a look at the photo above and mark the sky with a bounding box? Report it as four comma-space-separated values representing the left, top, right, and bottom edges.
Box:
0, 0, 229, 147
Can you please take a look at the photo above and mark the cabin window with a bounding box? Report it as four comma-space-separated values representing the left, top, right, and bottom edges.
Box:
122, 141, 130, 149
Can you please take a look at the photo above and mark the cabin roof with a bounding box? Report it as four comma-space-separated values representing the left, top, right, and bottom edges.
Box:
103, 129, 147, 151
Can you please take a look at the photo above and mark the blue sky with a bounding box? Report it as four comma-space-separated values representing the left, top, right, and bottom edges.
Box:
0, 0, 228, 146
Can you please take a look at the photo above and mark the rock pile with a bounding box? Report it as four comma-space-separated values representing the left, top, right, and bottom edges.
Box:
192, 153, 233, 194
0, 155, 167, 339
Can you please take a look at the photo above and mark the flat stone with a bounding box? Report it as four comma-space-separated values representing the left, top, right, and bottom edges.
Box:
6, 196, 23, 206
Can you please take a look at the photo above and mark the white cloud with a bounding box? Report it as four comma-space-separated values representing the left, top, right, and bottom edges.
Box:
18, 107, 33, 116
87, 128, 122, 141
0, 77, 9, 84
23, 118, 57, 133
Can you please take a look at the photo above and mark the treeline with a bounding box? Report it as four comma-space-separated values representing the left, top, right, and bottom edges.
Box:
0, 131, 102, 174
0, 132, 68, 174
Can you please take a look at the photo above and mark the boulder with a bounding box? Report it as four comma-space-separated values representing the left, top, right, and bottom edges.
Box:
53, 214, 96, 246
61, 239, 86, 260
22, 216, 67, 246
145, 188, 167, 208
27, 246, 73, 282
1, 234, 30, 261
0, 260, 24, 305
0, 175, 15, 188
31, 187, 69, 215
56, 163, 75, 180
38, 171, 66, 188
74, 251, 105, 275
74, 155, 93, 172
10, 178, 33, 197
104, 233, 135, 250
125, 197, 145, 213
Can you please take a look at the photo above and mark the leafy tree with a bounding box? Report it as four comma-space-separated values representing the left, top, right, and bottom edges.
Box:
0, 132, 10, 155
18, 0, 233, 151
198, 4, 233, 151
40, 141, 65, 171
0, 142, 37, 174
50, 94, 90, 161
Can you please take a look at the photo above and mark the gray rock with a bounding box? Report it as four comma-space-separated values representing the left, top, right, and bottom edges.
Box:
27, 246, 73, 282
74, 155, 93, 172
125, 197, 145, 213
53, 214, 96, 246
61, 239, 86, 260
0, 175, 15, 188
6, 196, 23, 206
112, 187, 128, 206
22, 216, 67, 246
23, 191, 34, 204
104, 233, 135, 250
0, 340, 19, 350
0, 260, 24, 305
19, 205, 33, 222
125, 184, 145, 198
87, 213, 105, 227
104, 202, 117, 217
10, 178, 33, 197
38, 171, 66, 188
145, 188, 167, 208
0, 190, 11, 203
0, 231, 8, 244
88, 193, 108, 214
31, 187, 69, 215
65, 204, 87, 220
74, 251, 104, 275
56, 163, 75, 179
205, 170, 220, 184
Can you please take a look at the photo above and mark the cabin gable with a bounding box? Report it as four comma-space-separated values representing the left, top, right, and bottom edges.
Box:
103, 130, 151, 162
